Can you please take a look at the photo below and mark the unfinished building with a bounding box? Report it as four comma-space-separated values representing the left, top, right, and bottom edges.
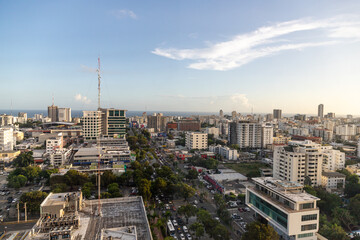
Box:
26, 192, 152, 240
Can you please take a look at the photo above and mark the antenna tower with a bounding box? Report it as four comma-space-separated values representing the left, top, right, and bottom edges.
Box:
96, 57, 102, 216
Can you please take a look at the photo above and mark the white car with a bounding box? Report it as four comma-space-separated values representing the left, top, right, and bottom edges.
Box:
179, 233, 186, 240
183, 225, 188, 233
186, 233, 192, 240
172, 220, 178, 227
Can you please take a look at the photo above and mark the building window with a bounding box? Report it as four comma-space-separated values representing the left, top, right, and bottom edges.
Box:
302, 214, 317, 221
301, 224, 317, 231
300, 203, 314, 210
298, 232, 314, 238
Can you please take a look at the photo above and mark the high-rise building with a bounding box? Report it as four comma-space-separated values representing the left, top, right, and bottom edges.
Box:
0, 127, 14, 151
265, 114, 273, 122
228, 122, 238, 145
273, 140, 323, 186
262, 123, 273, 148
100, 108, 127, 138
358, 139, 360, 158
246, 177, 320, 240
147, 113, 171, 132
82, 111, 102, 140
219, 109, 224, 118
48, 105, 59, 122
186, 132, 208, 150
317, 104, 324, 118
236, 121, 262, 148
177, 120, 200, 132
273, 109, 282, 119
58, 108, 72, 122
325, 112, 335, 118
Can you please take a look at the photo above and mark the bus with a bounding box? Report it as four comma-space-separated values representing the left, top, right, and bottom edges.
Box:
167, 220, 175, 236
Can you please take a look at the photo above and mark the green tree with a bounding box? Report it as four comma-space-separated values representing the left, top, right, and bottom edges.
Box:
319, 223, 350, 240
100, 192, 112, 199
8, 175, 28, 189
20, 191, 48, 214
349, 194, 360, 224
13, 151, 34, 167
101, 171, 117, 187
177, 183, 195, 201
332, 207, 355, 231
139, 178, 152, 201
186, 169, 198, 180
212, 224, 230, 240
345, 182, 360, 198
108, 183, 122, 198
190, 222, 205, 240
178, 204, 197, 224
241, 221, 279, 240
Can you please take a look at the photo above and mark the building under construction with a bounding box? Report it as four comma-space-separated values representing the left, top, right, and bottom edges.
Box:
26, 192, 152, 240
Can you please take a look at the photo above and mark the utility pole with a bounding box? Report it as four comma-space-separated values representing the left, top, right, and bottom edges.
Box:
17, 203, 19, 223
24, 202, 27, 222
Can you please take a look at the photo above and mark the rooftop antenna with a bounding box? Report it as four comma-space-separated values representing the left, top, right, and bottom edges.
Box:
96, 57, 102, 216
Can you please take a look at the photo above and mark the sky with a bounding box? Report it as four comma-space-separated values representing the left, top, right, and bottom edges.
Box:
1, 0, 360, 115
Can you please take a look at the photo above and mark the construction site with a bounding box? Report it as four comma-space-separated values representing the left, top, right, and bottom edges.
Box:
25, 192, 152, 240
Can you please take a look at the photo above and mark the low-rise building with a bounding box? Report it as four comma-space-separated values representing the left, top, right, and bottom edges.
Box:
50, 149, 72, 167
209, 145, 238, 160
321, 172, 346, 189
246, 177, 320, 240
46, 133, 63, 154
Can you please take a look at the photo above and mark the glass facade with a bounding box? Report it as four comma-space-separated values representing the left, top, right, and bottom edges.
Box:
249, 191, 288, 229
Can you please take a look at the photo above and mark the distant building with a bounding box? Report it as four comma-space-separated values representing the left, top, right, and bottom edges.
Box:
236, 121, 262, 148
48, 105, 59, 122
186, 132, 208, 150
273, 109, 282, 119
273, 140, 323, 186
294, 114, 306, 121
205, 127, 220, 138
335, 124, 356, 141
273, 135, 291, 145
18, 112, 28, 122
82, 111, 102, 140
318, 104, 324, 118
0, 127, 14, 151
147, 113, 171, 132
219, 109, 224, 118
58, 108, 72, 122
246, 177, 320, 240
325, 112, 335, 118
321, 146, 345, 171
177, 119, 201, 132
50, 149, 71, 167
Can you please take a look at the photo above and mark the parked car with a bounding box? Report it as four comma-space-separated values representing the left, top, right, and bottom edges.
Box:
183, 225, 188, 233
172, 220, 178, 227
186, 233, 192, 240
179, 233, 186, 240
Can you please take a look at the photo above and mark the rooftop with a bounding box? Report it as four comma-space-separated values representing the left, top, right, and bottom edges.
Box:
28, 196, 152, 240
252, 177, 320, 203
322, 171, 346, 178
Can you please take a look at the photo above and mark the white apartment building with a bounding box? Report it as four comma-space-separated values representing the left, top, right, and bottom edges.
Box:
262, 123, 273, 148
313, 129, 333, 142
185, 132, 208, 150
209, 145, 238, 160
320, 146, 345, 171
246, 177, 320, 240
358, 139, 360, 158
50, 149, 71, 167
335, 124, 356, 140
0, 127, 14, 151
46, 133, 63, 154
82, 111, 102, 140
273, 140, 323, 186
321, 172, 346, 189
58, 108, 72, 122
236, 121, 262, 148
289, 128, 309, 137
205, 127, 220, 138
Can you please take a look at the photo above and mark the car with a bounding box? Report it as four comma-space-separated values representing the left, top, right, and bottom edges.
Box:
179, 233, 186, 240
186, 233, 192, 240
183, 226, 188, 233
172, 205, 176, 211
194, 200, 198, 205
210, 190, 215, 194
214, 217, 220, 222
165, 204, 170, 210
238, 207, 244, 212
244, 207, 250, 212
172, 220, 178, 227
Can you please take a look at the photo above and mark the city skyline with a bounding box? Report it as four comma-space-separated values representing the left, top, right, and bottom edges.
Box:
1, 1, 360, 114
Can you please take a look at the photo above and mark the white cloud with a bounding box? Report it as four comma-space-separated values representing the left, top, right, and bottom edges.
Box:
81, 64, 97, 73
231, 94, 251, 109
75, 94, 91, 104
152, 16, 360, 71
111, 9, 137, 19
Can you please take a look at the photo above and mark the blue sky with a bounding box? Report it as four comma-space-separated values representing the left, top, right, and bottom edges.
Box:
1, 0, 360, 115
